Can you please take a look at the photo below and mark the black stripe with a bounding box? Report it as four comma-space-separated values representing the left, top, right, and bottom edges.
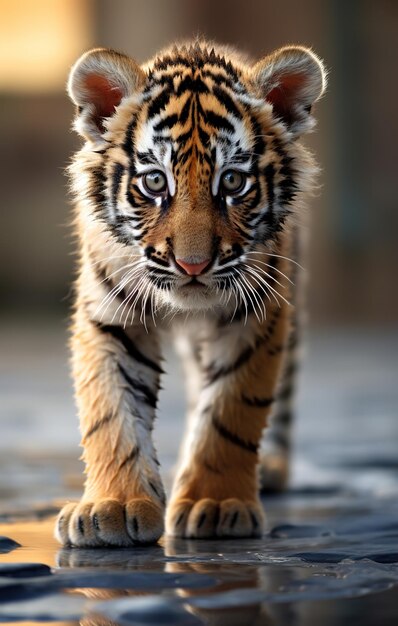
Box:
147, 274, 172, 289
108, 225, 133, 247
175, 74, 209, 96
147, 255, 170, 268
172, 129, 192, 146
118, 363, 158, 409
152, 49, 240, 83
114, 214, 138, 225
111, 162, 124, 211
119, 446, 139, 470
133, 227, 149, 242
242, 395, 275, 408
201, 69, 237, 91
201, 109, 234, 133
198, 126, 210, 150
147, 267, 174, 280
152, 56, 190, 71
152, 135, 170, 145
244, 183, 262, 213
229, 182, 258, 208
212, 415, 258, 454
96, 323, 164, 374
272, 137, 298, 207
264, 163, 276, 224
212, 85, 242, 119
231, 148, 252, 164
136, 150, 158, 165
153, 113, 179, 132
87, 166, 107, 211
130, 182, 148, 202
84, 413, 114, 439
147, 88, 171, 118
148, 480, 166, 504
206, 344, 255, 384
143, 72, 174, 93
279, 177, 298, 205
278, 156, 297, 205
122, 114, 137, 154
249, 111, 266, 160
178, 96, 192, 124
232, 222, 255, 241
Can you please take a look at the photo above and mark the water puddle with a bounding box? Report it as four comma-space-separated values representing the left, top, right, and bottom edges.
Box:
1, 487, 397, 626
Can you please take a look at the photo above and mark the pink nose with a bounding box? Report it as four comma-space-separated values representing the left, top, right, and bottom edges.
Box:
175, 258, 211, 276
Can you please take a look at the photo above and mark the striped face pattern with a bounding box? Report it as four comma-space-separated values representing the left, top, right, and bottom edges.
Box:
74, 43, 316, 314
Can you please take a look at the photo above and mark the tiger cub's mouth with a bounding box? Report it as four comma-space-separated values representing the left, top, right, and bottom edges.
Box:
184, 277, 207, 288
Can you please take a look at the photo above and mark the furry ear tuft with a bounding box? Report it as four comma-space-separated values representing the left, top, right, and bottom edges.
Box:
68, 48, 145, 143
252, 46, 327, 136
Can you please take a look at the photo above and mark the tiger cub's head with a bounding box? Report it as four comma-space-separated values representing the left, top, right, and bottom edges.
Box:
69, 41, 326, 312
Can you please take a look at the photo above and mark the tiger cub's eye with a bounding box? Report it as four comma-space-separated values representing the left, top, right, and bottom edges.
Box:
220, 170, 245, 194
143, 170, 167, 194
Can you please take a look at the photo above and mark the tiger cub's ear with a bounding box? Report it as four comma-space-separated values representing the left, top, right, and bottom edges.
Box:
252, 46, 327, 137
68, 48, 145, 143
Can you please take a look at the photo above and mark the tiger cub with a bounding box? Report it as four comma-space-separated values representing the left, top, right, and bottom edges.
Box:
56, 40, 326, 546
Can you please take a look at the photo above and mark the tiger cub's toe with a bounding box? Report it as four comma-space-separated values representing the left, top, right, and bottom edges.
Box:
55, 497, 164, 547
166, 497, 264, 539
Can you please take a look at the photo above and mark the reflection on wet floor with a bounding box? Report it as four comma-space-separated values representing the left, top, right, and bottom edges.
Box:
1, 482, 398, 625
0, 326, 397, 624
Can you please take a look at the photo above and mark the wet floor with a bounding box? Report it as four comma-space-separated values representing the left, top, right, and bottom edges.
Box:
0, 322, 397, 624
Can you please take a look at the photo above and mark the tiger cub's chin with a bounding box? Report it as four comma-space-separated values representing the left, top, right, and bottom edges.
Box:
160, 283, 225, 312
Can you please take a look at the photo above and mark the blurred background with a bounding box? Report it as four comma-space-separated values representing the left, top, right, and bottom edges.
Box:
1, 0, 398, 324
0, 0, 397, 511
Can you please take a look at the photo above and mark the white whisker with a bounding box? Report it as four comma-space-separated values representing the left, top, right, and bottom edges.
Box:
243, 265, 281, 307
121, 274, 148, 327
95, 260, 145, 287
245, 262, 286, 291
244, 265, 291, 307
96, 263, 146, 321
247, 250, 305, 270
244, 254, 294, 284
88, 253, 141, 268
234, 278, 248, 325
235, 269, 264, 323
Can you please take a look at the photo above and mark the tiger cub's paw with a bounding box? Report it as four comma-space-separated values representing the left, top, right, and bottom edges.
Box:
166, 497, 265, 539
55, 497, 164, 547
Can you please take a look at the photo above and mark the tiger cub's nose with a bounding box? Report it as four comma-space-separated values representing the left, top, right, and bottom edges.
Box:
175, 258, 211, 276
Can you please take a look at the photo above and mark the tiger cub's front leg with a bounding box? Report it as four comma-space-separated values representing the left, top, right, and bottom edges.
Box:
166, 305, 290, 539
56, 307, 165, 547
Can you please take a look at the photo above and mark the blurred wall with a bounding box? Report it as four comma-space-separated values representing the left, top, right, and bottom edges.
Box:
1, 0, 397, 325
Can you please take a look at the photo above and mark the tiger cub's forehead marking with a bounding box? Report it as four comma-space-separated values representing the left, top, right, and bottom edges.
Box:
133, 62, 264, 197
